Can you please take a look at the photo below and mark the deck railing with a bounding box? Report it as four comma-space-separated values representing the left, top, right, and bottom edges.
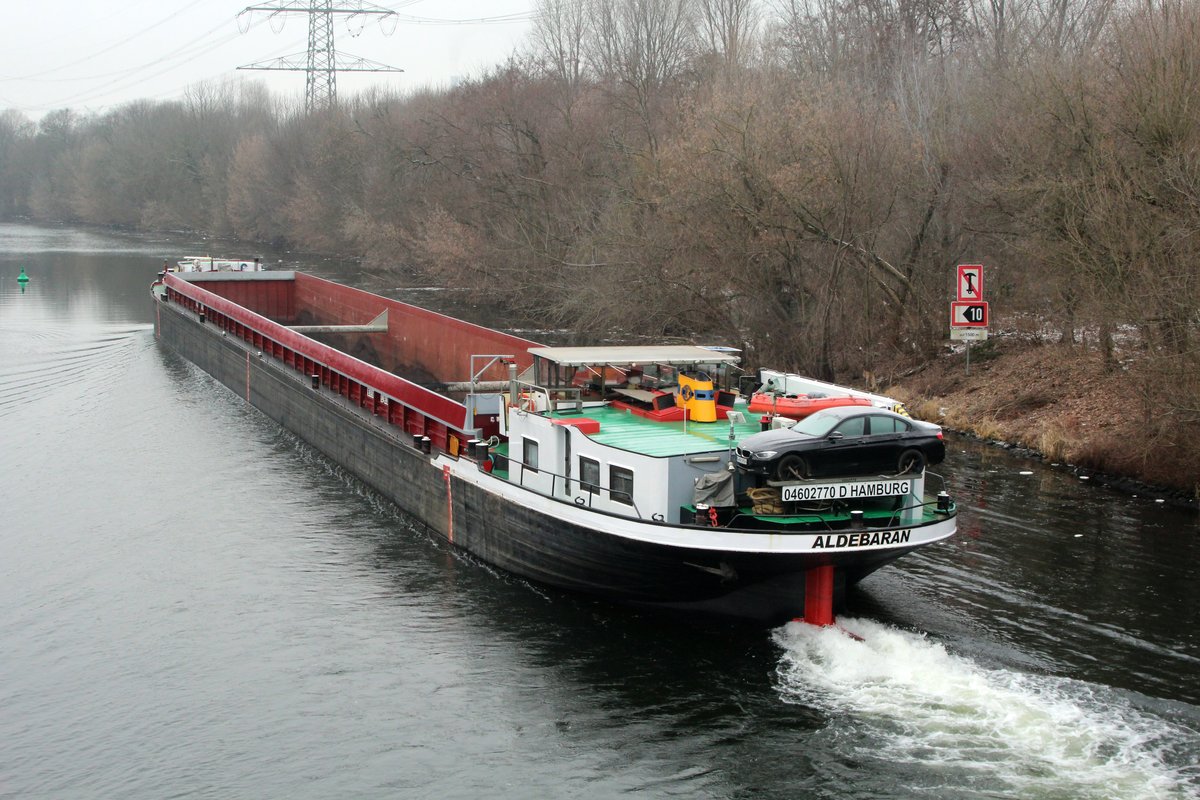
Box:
503, 457, 655, 522
512, 379, 582, 414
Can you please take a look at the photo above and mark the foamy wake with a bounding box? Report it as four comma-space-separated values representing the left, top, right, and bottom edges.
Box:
773, 618, 1199, 799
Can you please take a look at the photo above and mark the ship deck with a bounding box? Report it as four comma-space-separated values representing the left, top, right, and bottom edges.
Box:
547, 404, 764, 457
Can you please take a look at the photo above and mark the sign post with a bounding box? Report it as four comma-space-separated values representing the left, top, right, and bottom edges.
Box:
951, 265, 988, 374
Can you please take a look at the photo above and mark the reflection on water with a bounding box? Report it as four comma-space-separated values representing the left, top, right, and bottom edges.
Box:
1, 222, 1198, 799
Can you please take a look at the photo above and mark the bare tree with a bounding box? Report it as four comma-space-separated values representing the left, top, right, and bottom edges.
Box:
698, 0, 761, 69
1035, 0, 1114, 56
583, 0, 698, 149
531, 0, 589, 88
771, 0, 973, 83
0, 110, 35, 216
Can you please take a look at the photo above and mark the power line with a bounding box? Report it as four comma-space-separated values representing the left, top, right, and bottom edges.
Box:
10, 17, 296, 113
5, 19, 245, 86
391, 13, 537, 25
377, 0, 538, 24
0, 0, 214, 82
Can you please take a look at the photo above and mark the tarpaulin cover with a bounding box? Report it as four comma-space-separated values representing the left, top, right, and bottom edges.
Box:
693, 469, 735, 507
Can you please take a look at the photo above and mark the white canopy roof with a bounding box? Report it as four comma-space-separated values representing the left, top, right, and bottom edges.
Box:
527, 345, 740, 367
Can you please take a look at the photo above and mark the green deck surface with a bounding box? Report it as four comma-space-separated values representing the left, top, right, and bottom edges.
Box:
683, 502, 951, 527
548, 404, 763, 457
743, 505, 947, 526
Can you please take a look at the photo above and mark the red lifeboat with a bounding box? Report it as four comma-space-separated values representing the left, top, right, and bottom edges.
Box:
747, 392, 873, 418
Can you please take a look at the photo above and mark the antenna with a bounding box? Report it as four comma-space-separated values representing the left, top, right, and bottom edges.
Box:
238, 1, 403, 112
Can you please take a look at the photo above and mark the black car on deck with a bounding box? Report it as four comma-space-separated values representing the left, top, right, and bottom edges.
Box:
734, 406, 945, 481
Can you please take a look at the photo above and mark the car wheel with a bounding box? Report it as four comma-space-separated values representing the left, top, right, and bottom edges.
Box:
776, 454, 809, 481
897, 449, 926, 475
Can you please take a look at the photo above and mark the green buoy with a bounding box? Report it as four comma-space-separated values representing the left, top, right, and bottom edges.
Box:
17, 267, 29, 283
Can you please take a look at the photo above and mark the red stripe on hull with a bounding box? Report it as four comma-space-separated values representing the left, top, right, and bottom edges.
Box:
163, 272, 541, 438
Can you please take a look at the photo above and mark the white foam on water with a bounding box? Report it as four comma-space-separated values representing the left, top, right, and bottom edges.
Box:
773, 618, 1199, 799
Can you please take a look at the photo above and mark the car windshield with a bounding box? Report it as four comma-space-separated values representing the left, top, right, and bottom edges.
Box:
791, 412, 840, 437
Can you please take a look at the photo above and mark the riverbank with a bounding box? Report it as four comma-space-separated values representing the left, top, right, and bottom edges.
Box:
887, 336, 1200, 506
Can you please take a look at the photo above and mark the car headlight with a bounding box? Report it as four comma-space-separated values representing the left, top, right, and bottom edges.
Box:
754, 450, 777, 460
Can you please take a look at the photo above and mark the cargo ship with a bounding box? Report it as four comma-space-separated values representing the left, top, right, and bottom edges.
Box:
151, 269, 957, 624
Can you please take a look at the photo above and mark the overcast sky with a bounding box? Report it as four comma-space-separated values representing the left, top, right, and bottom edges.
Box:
0, 0, 535, 119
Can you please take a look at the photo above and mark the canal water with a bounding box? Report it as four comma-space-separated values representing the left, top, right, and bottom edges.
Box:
1, 222, 1197, 799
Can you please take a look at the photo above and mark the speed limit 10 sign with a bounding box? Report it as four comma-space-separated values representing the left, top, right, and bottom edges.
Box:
951, 301, 989, 327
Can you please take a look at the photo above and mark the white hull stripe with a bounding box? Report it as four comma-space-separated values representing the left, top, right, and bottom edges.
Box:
438, 456, 956, 555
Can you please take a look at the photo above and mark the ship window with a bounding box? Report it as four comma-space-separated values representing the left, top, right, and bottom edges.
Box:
523, 437, 539, 473
580, 457, 600, 494
610, 465, 634, 506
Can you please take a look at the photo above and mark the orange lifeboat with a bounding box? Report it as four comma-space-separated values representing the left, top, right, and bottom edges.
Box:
747, 392, 873, 418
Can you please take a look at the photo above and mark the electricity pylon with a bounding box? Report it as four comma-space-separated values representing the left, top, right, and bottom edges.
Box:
238, 1, 403, 112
